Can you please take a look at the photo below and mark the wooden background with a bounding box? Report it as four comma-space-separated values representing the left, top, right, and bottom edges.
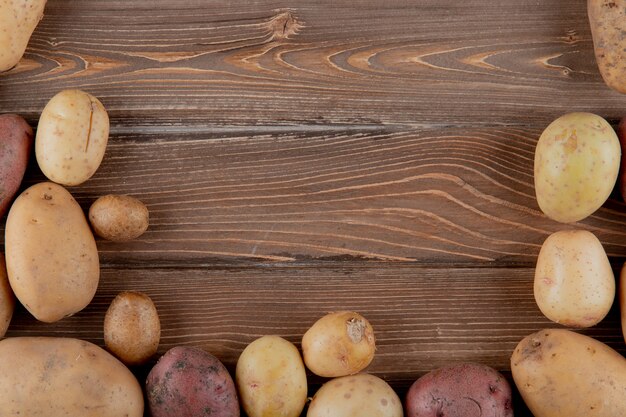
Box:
2, 1, 626, 415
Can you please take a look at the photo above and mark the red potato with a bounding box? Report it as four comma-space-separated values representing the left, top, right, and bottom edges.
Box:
146, 346, 239, 417
0, 114, 33, 218
405, 363, 513, 417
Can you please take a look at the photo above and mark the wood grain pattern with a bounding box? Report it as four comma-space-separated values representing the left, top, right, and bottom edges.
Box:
9, 127, 626, 266
2, 0, 626, 128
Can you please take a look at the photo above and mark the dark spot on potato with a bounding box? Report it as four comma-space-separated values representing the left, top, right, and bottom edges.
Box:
344, 393, 351, 399
43, 193, 52, 200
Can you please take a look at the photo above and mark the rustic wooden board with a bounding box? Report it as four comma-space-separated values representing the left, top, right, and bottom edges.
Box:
2, 1, 626, 416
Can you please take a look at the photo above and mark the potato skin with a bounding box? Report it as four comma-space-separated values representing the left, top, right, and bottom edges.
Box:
146, 346, 239, 417
534, 230, 614, 327
534, 112, 620, 223
511, 329, 626, 417
0, 114, 33, 217
302, 311, 375, 377
588, 0, 626, 93
0, 254, 14, 337
618, 117, 626, 201
307, 373, 403, 417
5, 182, 100, 322
621, 263, 626, 343
405, 363, 512, 417
0, 0, 47, 72
104, 291, 160, 365
89, 194, 149, 242
36, 89, 109, 186
236, 335, 307, 417
0, 337, 143, 417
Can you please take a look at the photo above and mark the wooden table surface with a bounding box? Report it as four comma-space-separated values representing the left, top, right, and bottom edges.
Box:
2, 1, 626, 416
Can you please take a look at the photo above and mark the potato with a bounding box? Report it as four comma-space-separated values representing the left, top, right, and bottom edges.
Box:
302, 311, 375, 377
618, 117, 626, 201
236, 335, 307, 417
89, 194, 149, 242
146, 346, 239, 417
0, 337, 143, 416
104, 291, 160, 365
0, 114, 34, 217
534, 112, 620, 223
405, 363, 512, 417
0, 0, 47, 72
534, 230, 614, 328
36, 89, 109, 186
5, 182, 100, 322
621, 263, 626, 343
588, 0, 626, 93
511, 328, 626, 417
0, 254, 14, 338
307, 373, 403, 417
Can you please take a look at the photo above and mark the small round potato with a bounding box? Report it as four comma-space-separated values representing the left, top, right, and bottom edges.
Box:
89, 194, 149, 242
307, 373, 402, 417
104, 291, 160, 366
302, 311, 375, 377
0, 255, 14, 338
36, 89, 109, 186
534, 230, 615, 328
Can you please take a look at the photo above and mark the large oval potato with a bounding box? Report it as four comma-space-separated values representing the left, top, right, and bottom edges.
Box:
534, 112, 620, 223
0, 254, 14, 338
36, 89, 109, 186
302, 311, 375, 377
511, 329, 626, 417
534, 230, 614, 328
146, 346, 239, 417
236, 335, 307, 417
5, 182, 100, 322
307, 373, 403, 417
0, 0, 47, 72
0, 337, 143, 417
588, 0, 626, 93
0, 114, 34, 217
405, 363, 512, 417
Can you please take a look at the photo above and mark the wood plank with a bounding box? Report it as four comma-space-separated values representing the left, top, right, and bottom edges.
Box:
2, 0, 626, 128
9, 127, 626, 266
5, 265, 621, 416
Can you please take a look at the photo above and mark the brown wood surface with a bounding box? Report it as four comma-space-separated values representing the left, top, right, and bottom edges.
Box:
2, 1, 626, 416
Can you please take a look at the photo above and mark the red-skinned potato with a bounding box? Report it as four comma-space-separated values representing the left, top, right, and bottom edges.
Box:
146, 346, 239, 417
0, 114, 34, 218
405, 363, 513, 417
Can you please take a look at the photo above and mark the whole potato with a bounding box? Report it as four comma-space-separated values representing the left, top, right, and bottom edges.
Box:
621, 263, 626, 343
146, 346, 239, 417
0, 114, 34, 217
534, 112, 620, 223
618, 117, 626, 201
104, 291, 160, 365
302, 311, 375, 377
534, 230, 614, 327
89, 194, 149, 242
236, 335, 307, 417
511, 329, 626, 417
405, 363, 512, 417
588, 0, 626, 93
36, 89, 109, 186
0, 254, 14, 338
0, 337, 143, 417
5, 182, 100, 322
0, 0, 47, 72
307, 373, 403, 417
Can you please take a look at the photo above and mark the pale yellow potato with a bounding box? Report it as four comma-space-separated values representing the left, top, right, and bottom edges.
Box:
36, 89, 109, 186
89, 194, 149, 242
511, 329, 626, 417
621, 263, 626, 344
307, 373, 403, 417
588, 0, 626, 93
0, 337, 143, 417
302, 311, 375, 377
104, 291, 160, 366
5, 182, 100, 323
236, 335, 307, 417
534, 112, 620, 223
0, 0, 47, 72
0, 255, 14, 337
534, 230, 614, 328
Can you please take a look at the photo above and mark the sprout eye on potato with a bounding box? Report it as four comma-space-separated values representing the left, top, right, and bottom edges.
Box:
0, 0, 47, 72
